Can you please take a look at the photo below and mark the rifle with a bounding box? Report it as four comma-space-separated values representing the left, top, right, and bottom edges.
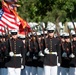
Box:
1, 27, 4, 42
40, 23, 47, 48
4, 26, 7, 41
33, 26, 44, 56
6, 26, 12, 53
24, 28, 31, 52
31, 27, 37, 51
67, 26, 72, 48
34, 27, 42, 51
30, 27, 39, 59
67, 26, 75, 58
71, 16, 76, 33
56, 26, 65, 49
55, 24, 67, 58
4, 26, 13, 62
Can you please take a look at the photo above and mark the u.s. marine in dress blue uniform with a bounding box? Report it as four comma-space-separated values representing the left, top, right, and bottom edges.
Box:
69, 31, 76, 75
4, 30, 25, 75
44, 25, 61, 75
60, 33, 71, 75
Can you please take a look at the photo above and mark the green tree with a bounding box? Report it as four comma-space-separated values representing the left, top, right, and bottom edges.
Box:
1, 0, 76, 22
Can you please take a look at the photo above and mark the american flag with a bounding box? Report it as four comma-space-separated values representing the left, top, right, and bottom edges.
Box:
0, 9, 20, 34
0, 0, 31, 35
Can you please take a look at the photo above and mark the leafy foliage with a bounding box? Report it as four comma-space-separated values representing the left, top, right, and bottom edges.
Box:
0, 0, 76, 22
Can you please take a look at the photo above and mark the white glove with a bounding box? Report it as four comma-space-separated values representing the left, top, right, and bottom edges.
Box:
57, 63, 60, 66
62, 52, 67, 57
39, 51, 44, 56
26, 52, 30, 56
21, 65, 24, 69
9, 52, 14, 57
69, 53, 75, 58
33, 55, 37, 60
44, 48, 49, 54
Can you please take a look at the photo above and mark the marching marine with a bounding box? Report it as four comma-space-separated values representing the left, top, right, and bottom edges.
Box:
44, 23, 61, 75
4, 29, 25, 75
0, 34, 8, 75
69, 30, 76, 75
25, 33, 33, 75
37, 32, 45, 75
60, 32, 71, 75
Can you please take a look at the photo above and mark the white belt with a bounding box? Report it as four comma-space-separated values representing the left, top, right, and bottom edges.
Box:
14, 54, 22, 57
49, 52, 57, 55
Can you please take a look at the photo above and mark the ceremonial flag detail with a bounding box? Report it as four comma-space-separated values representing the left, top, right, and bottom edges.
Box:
0, 9, 20, 33
0, 0, 31, 35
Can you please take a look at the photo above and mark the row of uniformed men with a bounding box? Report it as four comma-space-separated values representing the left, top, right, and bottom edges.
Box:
0, 28, 76, 75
